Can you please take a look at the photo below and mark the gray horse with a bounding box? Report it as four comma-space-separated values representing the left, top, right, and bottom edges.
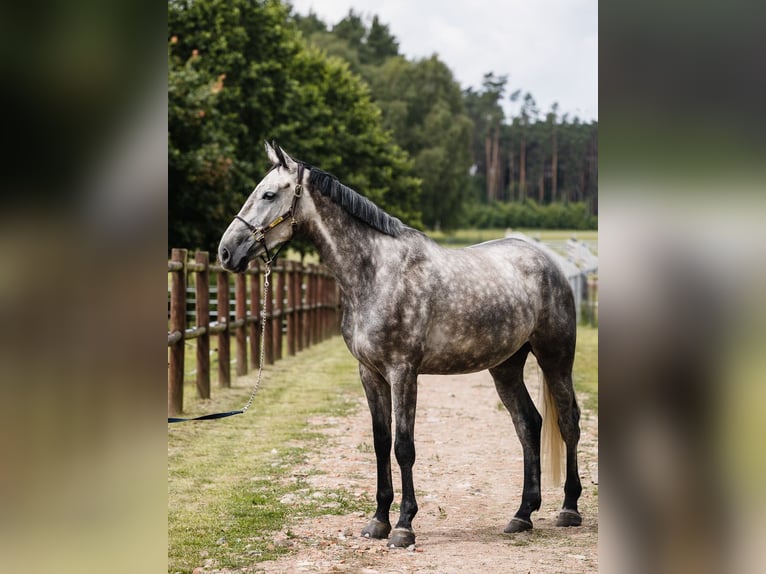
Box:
218, 142, 582, 548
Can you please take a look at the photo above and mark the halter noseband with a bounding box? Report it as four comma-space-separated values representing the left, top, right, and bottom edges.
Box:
234, 163, 304, 263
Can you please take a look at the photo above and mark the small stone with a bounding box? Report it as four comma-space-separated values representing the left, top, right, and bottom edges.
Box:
567, 554, 586, 560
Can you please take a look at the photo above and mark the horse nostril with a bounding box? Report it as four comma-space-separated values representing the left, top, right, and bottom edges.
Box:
220, 247, 230, 264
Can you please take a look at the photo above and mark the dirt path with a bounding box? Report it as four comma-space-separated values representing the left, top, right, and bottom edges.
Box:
252, 362, 597, 573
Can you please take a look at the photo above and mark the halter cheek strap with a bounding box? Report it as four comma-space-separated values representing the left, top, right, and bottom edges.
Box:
235, 164, 304, 264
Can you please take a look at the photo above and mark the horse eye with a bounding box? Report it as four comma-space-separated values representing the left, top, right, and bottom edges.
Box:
262, 191, 276, 201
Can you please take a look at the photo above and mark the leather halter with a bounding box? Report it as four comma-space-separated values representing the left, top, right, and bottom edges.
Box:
234, 163, 304, 263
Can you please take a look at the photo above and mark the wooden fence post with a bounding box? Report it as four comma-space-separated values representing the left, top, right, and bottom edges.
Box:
315, 272, 322, 343
286, 261, 297, 356
217, 268, 231, 388
310, 270, 319, 345
264, 268, 274, 365
249, 261, 261, 368
334, 280, 341, 335
274, 265, 285, 361
326, 274, 334, 340
168, 248, 187, 416
235, 272, 248, 375
322, 273, 330, 341
195, 251, 210, 399
320, 272, 326, 341
296, 263, 306, 352
302, 266, 312, 349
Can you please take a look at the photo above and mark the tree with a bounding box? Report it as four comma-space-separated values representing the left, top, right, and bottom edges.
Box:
506, 89, 522, 201
462, 73, 507, 203
369, 56, 472, 229
169, 0, 421, 252
519, 92, 538, 201
365, 15, 399, 64
288, 10, 598, 226
548, 102, 559, 202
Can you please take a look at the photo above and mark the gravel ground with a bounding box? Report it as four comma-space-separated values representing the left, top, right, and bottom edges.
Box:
195, 362, 598, 573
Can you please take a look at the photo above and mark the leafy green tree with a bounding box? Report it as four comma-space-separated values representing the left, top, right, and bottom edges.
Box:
289, 8, 598, 226
168, 41, 241, 249
168, 0, 421, 252
295, 10, 471, 230
365, 16, 399, 64
547, 102, 560, 202
463, 73, 507, 202
370, 56, 472, 229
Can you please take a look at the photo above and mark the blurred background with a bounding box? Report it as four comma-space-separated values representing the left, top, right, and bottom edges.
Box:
0, 0, 764, 572
167, 0, 598, 254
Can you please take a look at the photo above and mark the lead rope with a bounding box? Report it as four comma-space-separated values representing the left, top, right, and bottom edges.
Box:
241, 262, 270, 413
168, 261, 272, 423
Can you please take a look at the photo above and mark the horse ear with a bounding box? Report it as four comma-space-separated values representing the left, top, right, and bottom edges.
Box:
264, 140, 281, 166
277, 145, 298, 172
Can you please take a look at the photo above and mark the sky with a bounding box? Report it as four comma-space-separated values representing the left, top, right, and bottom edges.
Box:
288, 0, 598, 122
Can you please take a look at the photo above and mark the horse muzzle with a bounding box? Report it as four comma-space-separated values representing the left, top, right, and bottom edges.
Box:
218, 237, 254, 273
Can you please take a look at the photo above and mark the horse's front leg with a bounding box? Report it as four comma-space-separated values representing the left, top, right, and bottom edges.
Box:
389, 367, 418, 548
359, 363, 394, 540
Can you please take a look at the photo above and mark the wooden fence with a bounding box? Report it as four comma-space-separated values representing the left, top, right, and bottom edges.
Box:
167, 248, 340, 416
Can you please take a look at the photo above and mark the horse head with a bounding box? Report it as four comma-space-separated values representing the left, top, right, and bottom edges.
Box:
218, 141, 304, 272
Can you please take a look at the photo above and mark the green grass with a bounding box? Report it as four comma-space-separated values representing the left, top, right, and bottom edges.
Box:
168, 337, 370, 573
574, 325, 598, 412
169, 313, 598, 574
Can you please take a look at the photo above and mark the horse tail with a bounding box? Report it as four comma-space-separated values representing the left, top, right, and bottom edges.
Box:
539, 372, 565, 487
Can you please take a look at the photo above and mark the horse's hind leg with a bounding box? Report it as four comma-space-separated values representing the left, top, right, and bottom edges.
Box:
358, 363, 394, 540
489, 343, 542, 533
530, 333, 583, 527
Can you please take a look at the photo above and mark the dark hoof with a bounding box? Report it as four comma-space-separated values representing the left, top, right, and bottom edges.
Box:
388, 527, 416, 548
556, 509, 582, 527
361, 518, 391, 539
504, 517, 533, 533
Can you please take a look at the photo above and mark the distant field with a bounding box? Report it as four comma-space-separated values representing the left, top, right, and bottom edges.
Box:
271, 228, 598, 263
427, 228, 598, 250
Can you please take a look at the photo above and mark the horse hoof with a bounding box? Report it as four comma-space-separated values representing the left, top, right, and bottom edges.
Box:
361, 518, 391, 539
504, 517, 533, 533
556, 509, 582, 527
388, 527, 416, 548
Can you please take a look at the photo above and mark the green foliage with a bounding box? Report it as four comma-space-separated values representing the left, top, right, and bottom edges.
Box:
168, 41, 241, 249
463, 200, 597, 230
296, 9, 597, 230
463, 77, 597, 213
170, 1, 597, 250
168, 0, 421, 252
370, 56, 473, 230
297, 12, 473, 231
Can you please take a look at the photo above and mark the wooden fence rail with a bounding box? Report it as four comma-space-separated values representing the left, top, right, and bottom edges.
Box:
167, 248, 341, 416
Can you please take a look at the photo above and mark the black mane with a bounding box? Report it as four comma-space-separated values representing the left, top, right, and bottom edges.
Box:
306, 166, 404, 237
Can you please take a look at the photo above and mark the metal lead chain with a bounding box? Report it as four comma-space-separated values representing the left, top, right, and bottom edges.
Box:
241, 262, 271, 413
